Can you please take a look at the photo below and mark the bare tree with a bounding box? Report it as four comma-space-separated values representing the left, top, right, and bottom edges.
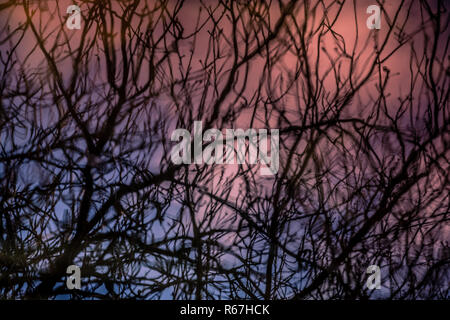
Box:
0, 0, 448, 300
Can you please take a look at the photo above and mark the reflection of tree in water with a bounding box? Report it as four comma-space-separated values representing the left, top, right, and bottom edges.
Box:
0, 0, 448, 300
